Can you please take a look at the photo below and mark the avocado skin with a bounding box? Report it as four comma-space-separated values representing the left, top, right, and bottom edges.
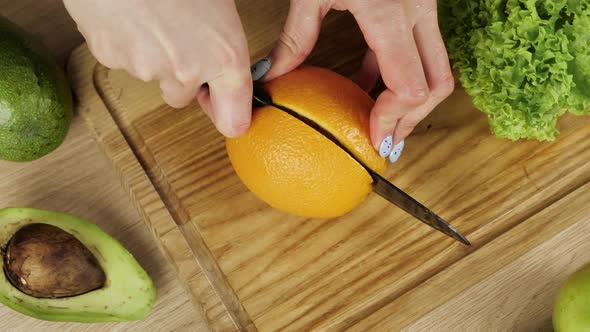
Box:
0, 16, 73, 162
0, 208, 157, 322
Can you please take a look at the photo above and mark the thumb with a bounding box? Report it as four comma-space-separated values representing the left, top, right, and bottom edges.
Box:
261, 0, 328, 81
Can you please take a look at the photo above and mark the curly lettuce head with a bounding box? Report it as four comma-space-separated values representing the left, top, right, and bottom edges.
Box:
439, 0, 590, 141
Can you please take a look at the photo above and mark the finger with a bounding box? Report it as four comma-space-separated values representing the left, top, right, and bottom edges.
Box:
389, 0, 454, 144
413, 0, 455, 102
350, 1, 429, 105
349, 1, 430, 148
369, 90, 402, 150
87, 33, 128, 71
160, 78, 198, 109
393, 95, 439, 144
262, 0, 329, 81
414, 0, 455, 91
129, 33, 170, 82
355, 49, 380, 92
205, 70, 253, 138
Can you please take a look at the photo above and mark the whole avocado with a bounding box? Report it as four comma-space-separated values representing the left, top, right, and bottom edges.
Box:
0, 16, 72, 162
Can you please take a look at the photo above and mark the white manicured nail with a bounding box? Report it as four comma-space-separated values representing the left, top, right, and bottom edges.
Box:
389, 140, 405, 163
379, 135, 393, 157
251, 57, 272, 81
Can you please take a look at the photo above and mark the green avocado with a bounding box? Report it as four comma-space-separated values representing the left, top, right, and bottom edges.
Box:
0, 16, 73, 162
0, 207, 156, 322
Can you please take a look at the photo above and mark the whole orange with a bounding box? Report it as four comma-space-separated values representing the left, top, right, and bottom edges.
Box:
225, 66, 387, 218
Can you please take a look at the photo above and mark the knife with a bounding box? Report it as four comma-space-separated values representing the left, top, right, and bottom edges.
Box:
368, 169, 470, 245
252, 83, 471, 245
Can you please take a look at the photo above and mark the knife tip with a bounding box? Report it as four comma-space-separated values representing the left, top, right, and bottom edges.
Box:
447, 223, 471, 246
453, 228, 471, 246
456, 232, 471, 246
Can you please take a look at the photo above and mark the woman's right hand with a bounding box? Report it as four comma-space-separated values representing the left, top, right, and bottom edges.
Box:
63, 0, 254, 137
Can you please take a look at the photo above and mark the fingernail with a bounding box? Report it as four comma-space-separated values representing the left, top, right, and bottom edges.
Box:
251, 56, 272, 81
378, 135, 393, 157
389, 140, 405, 163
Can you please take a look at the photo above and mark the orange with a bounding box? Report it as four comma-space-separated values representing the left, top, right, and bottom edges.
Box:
225, 66, 387, 218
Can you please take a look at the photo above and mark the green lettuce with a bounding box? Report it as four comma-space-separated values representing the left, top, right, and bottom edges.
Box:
439, 0, 590, 141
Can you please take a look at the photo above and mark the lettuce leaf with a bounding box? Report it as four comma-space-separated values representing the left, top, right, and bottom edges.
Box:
439, 0, 590, 141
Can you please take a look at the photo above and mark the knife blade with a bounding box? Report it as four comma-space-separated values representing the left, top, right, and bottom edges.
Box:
367, 168, 470, 245
251, 83, 471, 245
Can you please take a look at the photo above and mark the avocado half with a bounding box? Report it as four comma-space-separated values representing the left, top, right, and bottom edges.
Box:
0, 207, 156, 322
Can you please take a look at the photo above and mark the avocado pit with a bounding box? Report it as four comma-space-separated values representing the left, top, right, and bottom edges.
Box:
2, 223, 106, 298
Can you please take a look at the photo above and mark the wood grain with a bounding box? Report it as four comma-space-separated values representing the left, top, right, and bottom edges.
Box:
0, 2, 206, 331
65, 1, 590, 331
408, 220, 590, 332
350, 182, 590, 331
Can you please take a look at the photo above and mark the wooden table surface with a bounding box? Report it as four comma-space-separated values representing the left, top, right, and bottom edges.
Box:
0, 2, 207, 331
3, 2, 590, 332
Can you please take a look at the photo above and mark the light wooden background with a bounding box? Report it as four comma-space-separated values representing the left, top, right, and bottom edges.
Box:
67, 1, 590, 330
0, 2, 207, 331
4, 2, 590, 331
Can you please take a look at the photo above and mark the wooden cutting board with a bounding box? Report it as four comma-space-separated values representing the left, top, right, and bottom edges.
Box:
66, 1, 590, 330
